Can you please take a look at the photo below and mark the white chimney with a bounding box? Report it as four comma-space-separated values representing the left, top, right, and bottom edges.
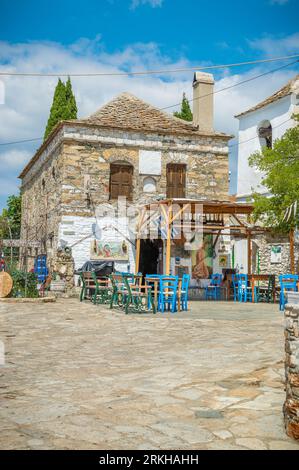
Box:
192, 72, 214, 131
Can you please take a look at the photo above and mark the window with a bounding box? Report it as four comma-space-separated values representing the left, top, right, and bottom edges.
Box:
166, 164, 186, 198
109, 163, 133, 200
42, 178, 45, 192
258, 120, 272, 149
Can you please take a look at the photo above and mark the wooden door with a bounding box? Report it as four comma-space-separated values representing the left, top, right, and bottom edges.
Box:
110, 164, 133, 200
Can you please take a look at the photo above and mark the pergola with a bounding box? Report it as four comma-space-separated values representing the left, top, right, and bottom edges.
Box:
135, 198, 295, 275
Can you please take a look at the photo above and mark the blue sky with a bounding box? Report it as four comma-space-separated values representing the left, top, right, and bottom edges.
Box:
0, 0, 298, 210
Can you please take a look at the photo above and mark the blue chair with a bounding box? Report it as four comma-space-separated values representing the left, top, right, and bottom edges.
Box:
279, 274, 298, 311
205, 273, 222, 301
159, 276, 178, 313
231, 274, 240, 302
238, 274, 257, 302
179, 274, 190, 311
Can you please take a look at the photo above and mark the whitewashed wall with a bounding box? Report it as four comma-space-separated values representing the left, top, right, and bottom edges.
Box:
58, 215, 136, 272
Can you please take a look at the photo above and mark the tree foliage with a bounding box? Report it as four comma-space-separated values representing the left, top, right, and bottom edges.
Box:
248, 114, 299, 232
0, 194, 22, 239
174, 93, 193, 122
44, 77, 77, 141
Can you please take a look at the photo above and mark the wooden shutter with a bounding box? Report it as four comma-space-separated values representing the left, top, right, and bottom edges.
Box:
166, 164, 186, 198
110, 164, 133, 200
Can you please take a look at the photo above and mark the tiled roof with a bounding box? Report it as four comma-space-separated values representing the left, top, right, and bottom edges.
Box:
235, 74, 299, 118
80, 92, 227, 136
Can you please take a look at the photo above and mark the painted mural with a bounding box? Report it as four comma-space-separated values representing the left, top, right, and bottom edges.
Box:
90, 240, 129, 261
191, 234, 213, 279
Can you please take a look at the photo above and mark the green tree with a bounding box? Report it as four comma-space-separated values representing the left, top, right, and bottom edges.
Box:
0, 194, 22, 239
174, 93, 193, 122
44, 77, 77, 141
65, 77, 78, 119
248, 114, 299, 232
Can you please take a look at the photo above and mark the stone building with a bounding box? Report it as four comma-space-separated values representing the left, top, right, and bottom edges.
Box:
19, 72, 231, 285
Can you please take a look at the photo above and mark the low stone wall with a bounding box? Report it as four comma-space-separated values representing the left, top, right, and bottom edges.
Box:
284, 304, 299, 440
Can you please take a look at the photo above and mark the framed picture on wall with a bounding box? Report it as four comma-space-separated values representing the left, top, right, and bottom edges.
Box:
219, 254, 229, 268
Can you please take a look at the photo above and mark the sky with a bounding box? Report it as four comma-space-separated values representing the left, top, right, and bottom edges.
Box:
0, 0, 299, 211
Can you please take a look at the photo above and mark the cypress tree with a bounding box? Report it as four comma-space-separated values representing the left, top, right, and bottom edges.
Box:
44, 77, 77, 141
65, 77, 78, 119
174, 93, 193, 122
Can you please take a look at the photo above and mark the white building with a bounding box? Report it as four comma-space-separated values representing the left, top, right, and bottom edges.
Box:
234, 74, 299, 273
236, 74, 299, 202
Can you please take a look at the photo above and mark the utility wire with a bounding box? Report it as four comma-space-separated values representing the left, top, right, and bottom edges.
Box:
160, 59, 299, 111
0, 59, 298, 147
0, 54, 299, 77
228, 117, 295, 148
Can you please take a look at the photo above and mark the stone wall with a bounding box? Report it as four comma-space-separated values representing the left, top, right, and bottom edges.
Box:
284, 304, 299, 440
20, 143, 64, 270
254, 233, 299, 276
20, 124, 229, 277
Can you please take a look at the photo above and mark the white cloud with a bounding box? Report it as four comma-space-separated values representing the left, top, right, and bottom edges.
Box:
0, 36, 298, 204
0, 149, 31, 170
249, 32, 299, 56
130, 0, 163, 9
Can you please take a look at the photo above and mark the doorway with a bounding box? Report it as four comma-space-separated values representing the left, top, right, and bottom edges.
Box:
139, 239, 162, 276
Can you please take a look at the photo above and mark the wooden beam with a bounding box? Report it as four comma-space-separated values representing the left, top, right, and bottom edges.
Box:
247, 231, 252, 276
135, 238, 141, 274
290, 229, 295, 274
169, 203, 191, 224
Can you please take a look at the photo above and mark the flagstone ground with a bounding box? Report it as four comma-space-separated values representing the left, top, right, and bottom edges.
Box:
0, 299, 299, 450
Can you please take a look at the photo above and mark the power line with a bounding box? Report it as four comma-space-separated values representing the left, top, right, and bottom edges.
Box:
160, 59, 298, 111
0, 59, 298, 147
0, 54, 299, 77
228, 117, 295, 148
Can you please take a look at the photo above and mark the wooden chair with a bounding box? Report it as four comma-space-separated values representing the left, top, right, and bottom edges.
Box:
122, 276, 155, 314
91, 272, 112, 305
79, 272, 96, 302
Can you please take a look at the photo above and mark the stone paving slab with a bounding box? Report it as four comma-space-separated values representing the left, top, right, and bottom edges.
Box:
0, 299, 299, 450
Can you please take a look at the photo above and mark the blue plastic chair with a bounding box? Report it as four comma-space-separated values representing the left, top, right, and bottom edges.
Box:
205, 273, 222, 301
279, 274, 298, 311
231, 274, 240, 302
159, 276, 178, 313
179, 274, 190, 311
238, 274, 257, 302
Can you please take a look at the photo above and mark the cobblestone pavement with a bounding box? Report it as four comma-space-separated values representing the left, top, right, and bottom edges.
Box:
0, 299, 299, 450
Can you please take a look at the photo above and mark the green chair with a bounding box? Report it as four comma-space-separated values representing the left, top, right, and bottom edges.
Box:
80, 272, 95, 302
122, 276, 156, 314
91, 272, 112, 305
109, 274, 127, 309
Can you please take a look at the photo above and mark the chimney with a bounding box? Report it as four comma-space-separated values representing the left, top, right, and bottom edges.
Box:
192, 72, 214, 131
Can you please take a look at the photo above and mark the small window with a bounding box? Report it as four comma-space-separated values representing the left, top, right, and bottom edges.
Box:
109, 163, 133, 200
42, 178, 45, 192
166, 164, 186, 198
52, 167, 56, 179
258, 120, 272, 149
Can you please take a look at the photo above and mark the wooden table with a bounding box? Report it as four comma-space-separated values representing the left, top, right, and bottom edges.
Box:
145, 277, 182, 311
248, 274, 276, 303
